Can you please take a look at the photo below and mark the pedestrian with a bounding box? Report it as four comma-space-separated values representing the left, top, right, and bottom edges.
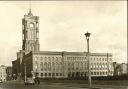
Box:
35, 76, 40, 84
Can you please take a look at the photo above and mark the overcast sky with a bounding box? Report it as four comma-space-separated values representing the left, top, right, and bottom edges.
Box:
0, 1, 127, 66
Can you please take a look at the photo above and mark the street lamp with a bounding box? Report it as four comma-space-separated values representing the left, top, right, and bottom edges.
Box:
24, 63, 26, 82
85, 32, 92, 88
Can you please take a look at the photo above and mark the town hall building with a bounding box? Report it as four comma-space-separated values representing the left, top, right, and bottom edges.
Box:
12, 10, 114, 79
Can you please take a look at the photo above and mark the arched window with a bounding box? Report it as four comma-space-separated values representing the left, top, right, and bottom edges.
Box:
52, 57, 54, 61
44, 62, 47, 71
41, 57, 43, 61
48, 62, 51, 71
81, 62, 83, 70
76, 62, 79, 70
45, 57, 47, 61
40, 62, 43, 71
52, 62, 55, 70
59, 57, 62, 60
34, 56, 38, 61
48, 57, 51, 61
56, 57, 58, 61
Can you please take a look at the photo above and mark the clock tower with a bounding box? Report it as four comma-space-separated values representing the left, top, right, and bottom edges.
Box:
22, 9, 40, 54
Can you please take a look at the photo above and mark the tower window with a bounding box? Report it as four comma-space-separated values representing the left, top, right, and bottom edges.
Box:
30, 23, 34, 28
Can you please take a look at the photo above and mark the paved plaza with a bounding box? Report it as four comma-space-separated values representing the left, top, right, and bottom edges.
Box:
0, 80, 128, 89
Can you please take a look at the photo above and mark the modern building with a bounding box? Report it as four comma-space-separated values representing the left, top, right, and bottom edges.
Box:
0, 65, 7, 81
12, 10, 114, 79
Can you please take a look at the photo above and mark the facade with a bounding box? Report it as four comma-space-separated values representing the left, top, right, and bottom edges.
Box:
0, 65, 7, 81
12, 10, 40, 78
12, 60, 19, 79
113, 62, 127, 76
23, 51, 113, 78
12, 10, 114, 79
6, 66, 12, 80
22, 9, 40, 53
120, 63, 127, 75
113, 62, 120, 75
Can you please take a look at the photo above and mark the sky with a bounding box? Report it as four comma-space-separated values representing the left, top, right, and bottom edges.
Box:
0, 1, 127, 66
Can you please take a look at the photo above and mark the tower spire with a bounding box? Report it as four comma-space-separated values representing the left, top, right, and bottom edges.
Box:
28, 0, 33, 16
29, 0, 31, 11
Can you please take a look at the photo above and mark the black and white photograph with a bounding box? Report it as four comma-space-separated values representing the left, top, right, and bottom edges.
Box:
0, 1, 127, 89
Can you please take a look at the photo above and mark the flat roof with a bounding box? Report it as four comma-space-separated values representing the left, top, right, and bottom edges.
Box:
30, 51, 112, 56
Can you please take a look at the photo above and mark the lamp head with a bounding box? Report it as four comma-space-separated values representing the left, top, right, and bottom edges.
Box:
85, 32, 91, 39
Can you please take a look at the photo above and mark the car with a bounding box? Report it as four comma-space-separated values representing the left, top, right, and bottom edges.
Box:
34, 77, 40, 84
0, 80, 3, 83
24, 78, 35, 85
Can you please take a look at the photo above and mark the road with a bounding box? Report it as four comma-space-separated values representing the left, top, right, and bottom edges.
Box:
0, 80, 128, 89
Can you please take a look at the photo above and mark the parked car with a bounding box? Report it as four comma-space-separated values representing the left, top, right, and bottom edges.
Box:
0, 80, 3, 83
24, 78, 35, 85
34, 77, 40, 84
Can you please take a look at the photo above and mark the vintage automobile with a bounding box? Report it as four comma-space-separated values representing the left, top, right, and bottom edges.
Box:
24, 78, 35, 85
34, 77, 40, 84
0, 80, 3, 83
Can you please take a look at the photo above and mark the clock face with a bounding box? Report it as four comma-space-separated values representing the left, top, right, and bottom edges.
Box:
30, 23, 34, 28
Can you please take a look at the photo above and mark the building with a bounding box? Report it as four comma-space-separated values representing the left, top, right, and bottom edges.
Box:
120, 63, 127, 75
23, 51, 113, 78
12, 9, 114, 79
12, 10, 39, 79
113, 62, 127, 76
0, 65, 12, 81
12, 60, 19, 79
113, 62, 120, 75
0, 65, 7, 82
6, 66, 12, 80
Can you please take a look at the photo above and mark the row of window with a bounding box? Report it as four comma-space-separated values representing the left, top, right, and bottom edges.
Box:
36, 62, 63, 65
34, 56, 112, 62
66, 63, 112, 68
35, 62, 63, 71
36, 66, 111, 72
40, 73, 63, 77
66, 57, 112, 62
37, 71, 113, 77
68, 72, 113, 76
67, 57, 86, 61
68, 67, 86, 71
67, 67, 109, 71
91, 71, 113, 75
34, 62, 113, 71
34, 56, 62, 62
0, 75, 6, 77
90, 58, 112, 61
65, 62, 112, 66
91, 68, 109, 70
39, 67, 63, 71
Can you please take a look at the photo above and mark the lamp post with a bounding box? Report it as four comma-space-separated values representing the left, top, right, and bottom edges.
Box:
24, 63, 26, 82
85, 32, 92, 88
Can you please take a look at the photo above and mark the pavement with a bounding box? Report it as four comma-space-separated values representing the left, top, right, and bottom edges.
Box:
0, 80, 128, 89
